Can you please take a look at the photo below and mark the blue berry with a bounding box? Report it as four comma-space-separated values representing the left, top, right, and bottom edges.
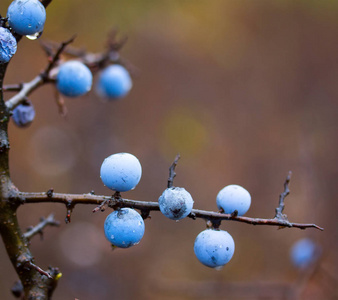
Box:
290, 238, 320, 269
216, 184, 251, 216
104, 208, 145, 248
96, 65, 132, 99
0, 27, 17, 63
100, 153, 142, 192
56, 61, 93, 97
158, 187, 194, 220
194, 229, 235, 268
12, 101, 35, 127
7, 0, 46, 36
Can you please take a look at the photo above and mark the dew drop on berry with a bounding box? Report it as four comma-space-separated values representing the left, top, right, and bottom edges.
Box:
26, 31, 43, 40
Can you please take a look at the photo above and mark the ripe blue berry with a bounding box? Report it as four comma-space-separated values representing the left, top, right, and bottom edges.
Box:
216, 184, 251, 216
12, 101, 35, 127
56, 61, 93, 97
290, 238, 320, 269
0, 27, 17, 63
7, 0, 46, 36
158, 187, 194, 220
194, 229, 235, 268
96, 65, 132, 99
104, 208, 145, 248
100, 153, 142, 192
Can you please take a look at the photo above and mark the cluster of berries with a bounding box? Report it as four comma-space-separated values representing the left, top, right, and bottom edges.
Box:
100, 153, 252, 268
0, 0, 132, 127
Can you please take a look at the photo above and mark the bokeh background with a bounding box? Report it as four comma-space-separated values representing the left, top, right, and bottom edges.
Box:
0, 0, 337, 299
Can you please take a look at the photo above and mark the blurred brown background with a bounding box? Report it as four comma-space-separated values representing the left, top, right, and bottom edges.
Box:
0, 0, 337, 299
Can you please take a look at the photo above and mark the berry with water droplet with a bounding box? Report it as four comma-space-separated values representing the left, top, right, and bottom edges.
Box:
7, 0, 46, 36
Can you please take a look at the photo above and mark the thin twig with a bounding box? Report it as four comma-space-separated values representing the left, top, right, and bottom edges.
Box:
274, 171, 292, 221
168, 154, 180, 188
5, 36, 75, 110
65, 201, 75, 223
41, 35, 76, 78
41, 36, 138, 75
106, 28, 128, 51
6, 75, 44, 110
26, 262, 53, 279
54, 87, 68, 117
2, 84, 22, 92
24, 214, 60, 241
40, 40, 87, 58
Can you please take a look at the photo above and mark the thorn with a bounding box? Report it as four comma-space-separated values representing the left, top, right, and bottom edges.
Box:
46, 188, 54, 198
231, 210, 238, 217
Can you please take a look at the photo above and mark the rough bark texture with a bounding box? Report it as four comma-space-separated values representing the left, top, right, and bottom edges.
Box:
0, 63, 58, 299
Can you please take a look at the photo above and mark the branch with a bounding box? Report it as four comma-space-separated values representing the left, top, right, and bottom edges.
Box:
40, 40, 86, 58
4, 32, 136, 111
16, 191, 323, 231
24, 261, 53, 279
5, 75, 44, 110
5, 36, 76, 110
1, 57, 59, 298
40, 31, 139, 76
92, 191, 121, 213
0, 189, 61, 299
41, 35, 76, 79
2, 83, 22, 92
190, 209, 323, 230
24, 213, 60, 241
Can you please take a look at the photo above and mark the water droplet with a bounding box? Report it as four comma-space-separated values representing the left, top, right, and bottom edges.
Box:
215, 266, 223, 271
26, 31, 43, 40
110, 235, 114, 240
